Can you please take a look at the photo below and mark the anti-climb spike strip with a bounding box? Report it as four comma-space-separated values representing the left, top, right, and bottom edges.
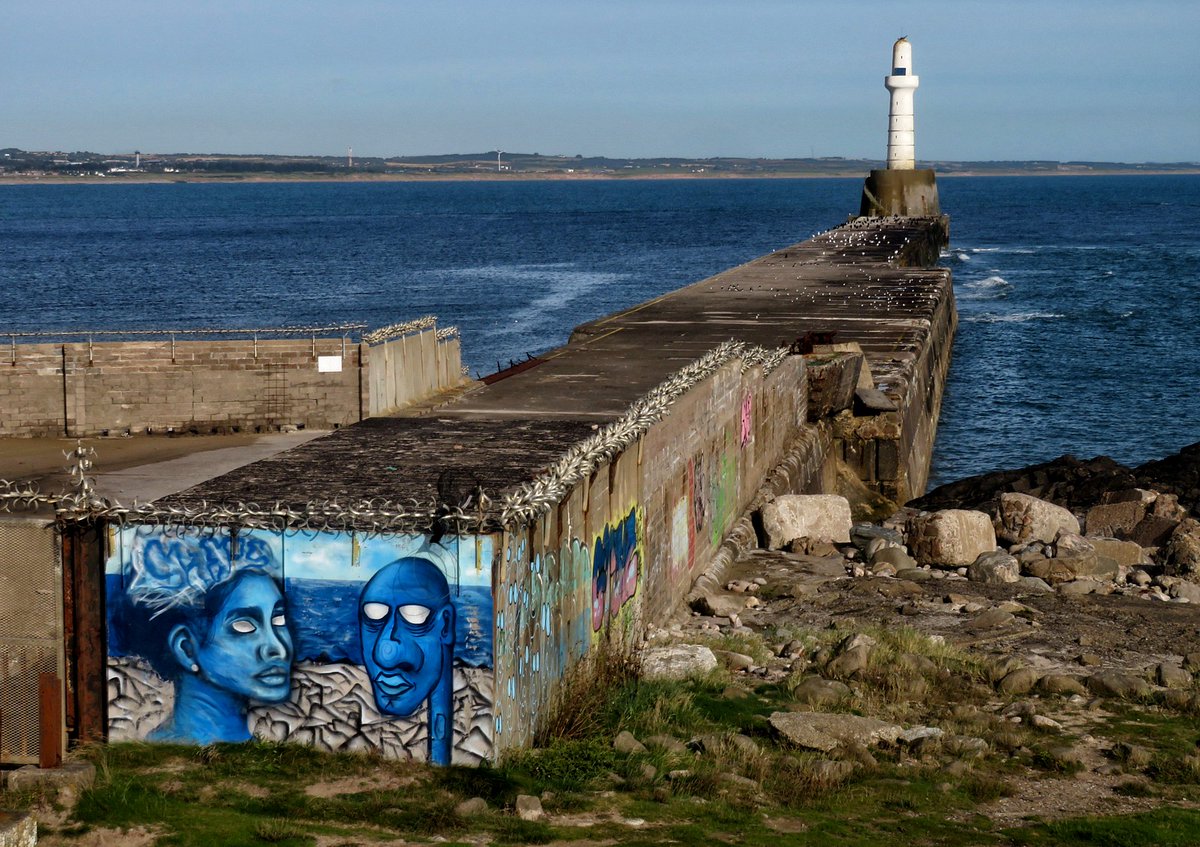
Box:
0, 340, 788, 534
498, 339, 786, 527
362, 316, 438, 345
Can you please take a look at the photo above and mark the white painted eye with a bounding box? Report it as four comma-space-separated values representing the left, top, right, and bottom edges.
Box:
271, 614, 286, 627
398, 604, 431, 625
363, 602, 390, 621
231, 620, 256, 634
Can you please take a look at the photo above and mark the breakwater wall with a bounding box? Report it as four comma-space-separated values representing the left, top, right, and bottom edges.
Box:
0, 328, 465, 437
14, 215, 954, 764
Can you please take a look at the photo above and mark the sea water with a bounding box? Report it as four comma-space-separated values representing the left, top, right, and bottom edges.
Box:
2, 175, 1196, 486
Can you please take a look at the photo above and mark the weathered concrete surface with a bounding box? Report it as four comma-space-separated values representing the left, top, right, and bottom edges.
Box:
167, 217, 954, 513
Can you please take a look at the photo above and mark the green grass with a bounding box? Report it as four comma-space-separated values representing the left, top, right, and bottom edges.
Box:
1008, 808, 1200, 846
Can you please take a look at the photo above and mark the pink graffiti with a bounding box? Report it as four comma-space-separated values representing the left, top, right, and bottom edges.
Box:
740, 392, 753, 447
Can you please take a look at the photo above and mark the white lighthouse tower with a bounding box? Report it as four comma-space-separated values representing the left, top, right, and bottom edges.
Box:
885, 37, 919, 170
859, 37, 940, 217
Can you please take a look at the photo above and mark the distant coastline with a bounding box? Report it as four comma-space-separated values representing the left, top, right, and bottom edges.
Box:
3, 147, 1196, 185
4, 168, 1199, 186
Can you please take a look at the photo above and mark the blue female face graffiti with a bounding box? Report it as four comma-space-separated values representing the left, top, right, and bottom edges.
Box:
359, 557, 456, 717
188, 571, 293, 703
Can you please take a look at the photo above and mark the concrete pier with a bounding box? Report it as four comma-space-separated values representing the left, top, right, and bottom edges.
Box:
169, 215, 953, 511
41, 212, 955, 761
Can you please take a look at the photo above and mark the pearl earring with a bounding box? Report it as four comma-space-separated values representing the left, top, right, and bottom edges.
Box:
190, 663, 200, 673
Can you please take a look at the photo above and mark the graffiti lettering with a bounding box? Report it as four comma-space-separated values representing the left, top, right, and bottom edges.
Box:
591, 508, 642, 632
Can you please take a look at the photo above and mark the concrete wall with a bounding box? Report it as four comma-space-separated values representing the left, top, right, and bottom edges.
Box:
367, 331, 463, 416
104, 525, 496, 765
492, 354, 811, 753
0, 333, 465, 437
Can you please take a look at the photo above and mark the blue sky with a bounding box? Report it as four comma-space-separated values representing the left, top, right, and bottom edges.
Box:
9, 0, 1197, 161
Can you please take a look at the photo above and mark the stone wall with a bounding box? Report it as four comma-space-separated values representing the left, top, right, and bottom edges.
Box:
491, 353, 814, 753
0, 333, 464, 437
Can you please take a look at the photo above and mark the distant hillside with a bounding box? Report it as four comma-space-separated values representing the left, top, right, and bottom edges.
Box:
2, 147, 1196, 180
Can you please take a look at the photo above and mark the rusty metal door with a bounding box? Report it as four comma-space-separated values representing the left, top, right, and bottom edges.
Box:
0, 517, 65, 765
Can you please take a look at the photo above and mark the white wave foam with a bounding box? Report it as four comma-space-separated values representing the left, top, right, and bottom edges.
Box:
966, 276, 1010, 290
965, 311, 1065, 324
438, 264, 629, 338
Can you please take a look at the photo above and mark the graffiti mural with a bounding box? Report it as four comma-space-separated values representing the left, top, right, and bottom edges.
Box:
591, 507, 643, 632
105, 525, 494, 764
740, 392, 754, 447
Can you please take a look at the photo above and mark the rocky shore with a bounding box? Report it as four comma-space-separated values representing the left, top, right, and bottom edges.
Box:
638, 440, 1200, 824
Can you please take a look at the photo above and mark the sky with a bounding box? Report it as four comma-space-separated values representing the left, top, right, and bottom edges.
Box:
7, 0, 1198, 162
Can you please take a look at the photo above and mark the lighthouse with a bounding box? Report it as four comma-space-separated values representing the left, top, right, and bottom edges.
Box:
885, 37, 918, 170
859, 37, 941, 217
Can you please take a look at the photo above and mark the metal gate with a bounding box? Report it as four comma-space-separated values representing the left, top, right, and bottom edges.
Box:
0, 517, 65, 765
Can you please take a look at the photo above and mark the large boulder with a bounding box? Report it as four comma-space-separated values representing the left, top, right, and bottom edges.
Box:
1085, 500, 1147, 539
641, 645, 719, 681
759, 495, 852, 549
907, 509, 997, 567
996, 493, 1080, 545
967, 550, 1020, 584
804, 352, 863, 421
1164, 519, 1200, 578
768, 711, 902, 752
1088, 537, 1150, 568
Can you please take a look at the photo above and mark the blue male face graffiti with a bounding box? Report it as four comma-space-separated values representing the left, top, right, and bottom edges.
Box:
359, 557, 456, 717
184, 571, 293, 704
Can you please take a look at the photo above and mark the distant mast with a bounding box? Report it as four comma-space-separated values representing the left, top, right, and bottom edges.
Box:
884, 37, 918, 170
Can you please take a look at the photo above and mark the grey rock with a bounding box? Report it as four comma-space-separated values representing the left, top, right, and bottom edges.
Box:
1156, 663, 1193, 689
1038, 674, 1088, 696
515, 794, 544, 821
896, 567, 933, 581
908, 509, 997, 568
644, 734, 688, 754
759, 494, 853, 549
898, 726, 944, 745
641, 644, 719, 681
996, 493, 1080, 545
1130, 515, 1180, 548
871, 546, 918, 570
1165, 519, 1200, 577
455, 797, 488, 817
854, 386, 898, 414
790, 676, 852, 707
944, 735, 990, 758
967, 550, 1020, 584
713, 650, 756, 672
1089, 537, 1150, 568
614, 730, 647, 755
826, 644, 872, 679
805, 352, 862, 421
850, 523, 905, 553
809, 759, 856, 782
966, 608, 1016, 630
1017, 576, 1054, 593
1087, 671, 1152, 700
1086, 500, 1147, 538
1057, 578, 1103, 595
1024, 558, 1078, 585
997, 667, 1041, 695
1170, 581, 1200, 603
690, 594, 747, 618
768, 711, 902, 752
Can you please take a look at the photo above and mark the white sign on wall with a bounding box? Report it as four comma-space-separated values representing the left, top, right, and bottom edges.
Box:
317, 355, 343, 373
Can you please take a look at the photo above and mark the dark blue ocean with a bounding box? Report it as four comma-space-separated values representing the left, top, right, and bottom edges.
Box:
3, 176, 1197, 485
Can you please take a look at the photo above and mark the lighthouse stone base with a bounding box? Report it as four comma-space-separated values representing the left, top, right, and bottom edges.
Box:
860, 169, 941, 217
